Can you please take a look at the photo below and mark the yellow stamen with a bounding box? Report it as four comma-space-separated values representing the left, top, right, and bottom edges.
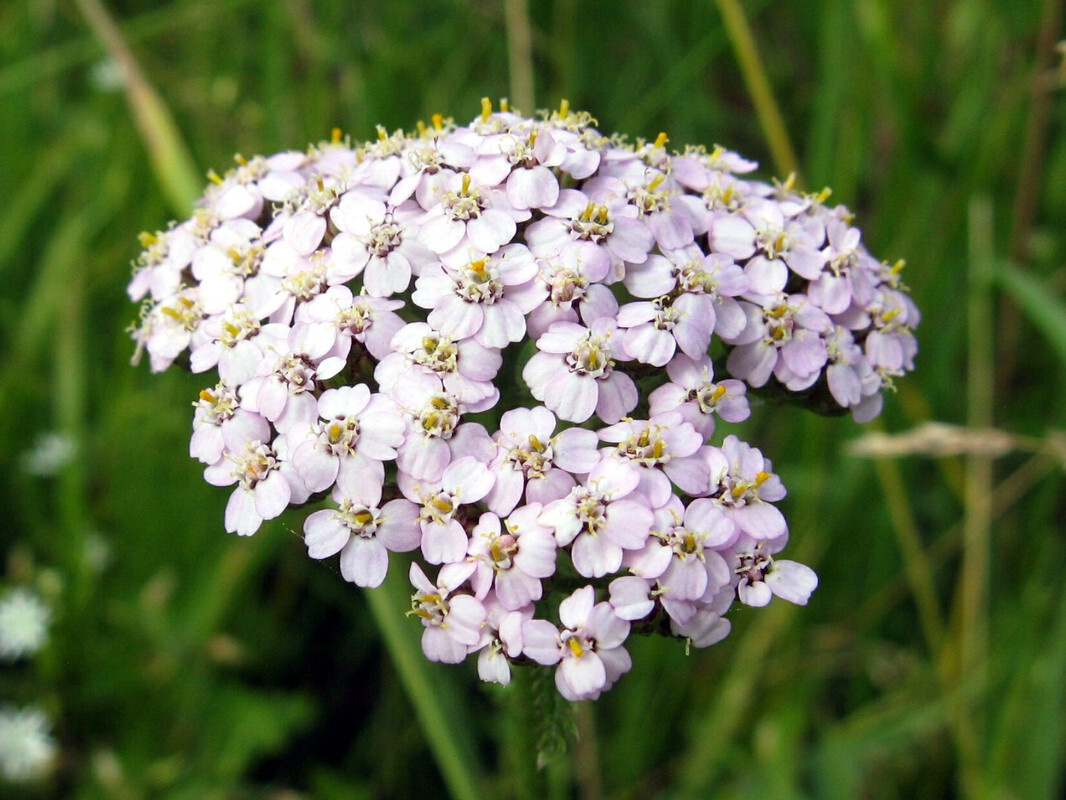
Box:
558, 99, 570, 117
138, 231, 158, 247
654, 132, 669, 149
891, 259, 906, 275
755, 471, 772, 487
431, 113, 444, 131
499, 97, 510, 112
377, 125, 388, 141
331, 127, 343, 144
481, 97, 492, 122
647, 174, 666, 192
568, 637, 584, 657
207, 169, 224, 185
234, 153, 248, 166
199, 389, 217, 404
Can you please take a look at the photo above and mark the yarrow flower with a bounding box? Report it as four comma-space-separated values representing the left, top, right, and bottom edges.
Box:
0, 705, 57, 782
126, 99, 918, 701
0, 588, 51, 661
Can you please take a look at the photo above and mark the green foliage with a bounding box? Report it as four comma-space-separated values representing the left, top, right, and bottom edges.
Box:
1, 0, 1065, 797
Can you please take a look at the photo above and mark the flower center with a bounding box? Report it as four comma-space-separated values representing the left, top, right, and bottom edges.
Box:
196, 384, 238, 423
160, 293, 202, 332
675, 262, 719, 295
572, 488, 607, 534
454, 259, 503, 304
281, 257, 328, 300
735, 547, 771, 583
234, 441, 279, 489
219, 308, 261, 348
226, 243, 265, 277
316, 416, 360, 455
412, 334, 459, 375
566, 332, 613, 378
365, 219, 404, 258
567, 202, 614, 243
336, 498, 381, 539
441, 174, 486, 220
690, 382, 728, 414
416, 393, 461, 439
546, 266, 587, 306
617, 426, 670, 467
274, 354, 316, 392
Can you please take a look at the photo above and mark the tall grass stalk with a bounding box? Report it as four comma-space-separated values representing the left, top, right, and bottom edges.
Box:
713, 0, 800, 181
74, 0, 201, 213
503, 0, 536, 114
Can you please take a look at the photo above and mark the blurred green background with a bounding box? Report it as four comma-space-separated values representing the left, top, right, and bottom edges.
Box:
1, 0, 1065, 797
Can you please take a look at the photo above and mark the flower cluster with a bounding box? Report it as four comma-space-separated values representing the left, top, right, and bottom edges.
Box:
128, 100, 917, 701
0, 587, 56, 784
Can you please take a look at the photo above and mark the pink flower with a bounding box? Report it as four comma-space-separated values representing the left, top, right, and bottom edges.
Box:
330, 192, 435, 296
288, 385, 404, 498
203, 438, 299, 537
474, 601, 532, 686
623, 496, 734, 602
412, 244, 543, 348
190, 382, 270, 465
303, 494, 420, 587
400, 456, 495, 564
418, 171, 524, 256
409, 562, 485, 664
467, 505, 557, 610
597, 413, 709, 506
521, 585, 632, 701
708, 435, 788, 540
538, 458, 653, 578
484, 406, 600, 516
375, 322, 502, 413
522, 318, 638, 424
724, 535, 818, 606
294, 284, 406, 362
525, 240, 616, 338
648, 355, 749, 439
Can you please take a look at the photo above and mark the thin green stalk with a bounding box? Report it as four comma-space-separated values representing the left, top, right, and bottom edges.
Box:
572, 702, 603, 800
365, 565, 485, 800
954, 196, 996, 797
74, 0, 201, 213
870, 438, 946, 653
503, 0, 536, 114
55, 270, 91, 606
713, 0, 800, 181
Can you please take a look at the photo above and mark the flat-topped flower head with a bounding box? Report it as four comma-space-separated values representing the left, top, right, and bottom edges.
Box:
126, 99, 917, 702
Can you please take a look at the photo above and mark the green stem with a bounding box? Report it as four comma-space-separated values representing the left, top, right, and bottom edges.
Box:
713, 0, 800, 181
503, 0, 536, 114
74, 0, 201, 213
365, 564, 485, 800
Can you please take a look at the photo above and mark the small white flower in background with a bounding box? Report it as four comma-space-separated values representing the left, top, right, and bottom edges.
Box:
0, 706, 57, 782
0, 588, 51, 661
20, 432, 77, 477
